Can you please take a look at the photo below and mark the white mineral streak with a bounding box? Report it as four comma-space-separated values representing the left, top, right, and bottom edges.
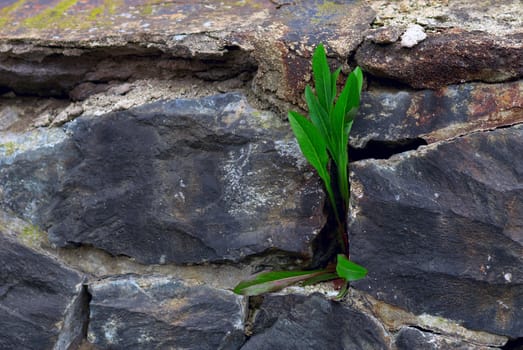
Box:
401, 24, 427, 48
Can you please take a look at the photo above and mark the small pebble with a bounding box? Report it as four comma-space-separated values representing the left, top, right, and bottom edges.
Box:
401, 24, 427, 48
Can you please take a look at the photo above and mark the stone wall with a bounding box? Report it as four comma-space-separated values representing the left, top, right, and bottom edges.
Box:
0, 1, 521, 349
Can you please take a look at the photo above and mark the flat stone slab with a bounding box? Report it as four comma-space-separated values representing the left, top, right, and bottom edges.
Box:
395, 327, 494, 350
350, 124, 523, 338
351, 80, 523, 147
241, 293, 391, 349
87, 275, 245, 349
0, 233, 86, 350
0, 0, 375, 107
0, 93, 326, 264
356, 29, 522, 89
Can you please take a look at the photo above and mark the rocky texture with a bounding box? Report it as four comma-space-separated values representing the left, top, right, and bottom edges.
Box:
347, 289, 508, 348
0, 93, 325, 265
356, 29, 522, 89
250, 1, 375, 107
88, 275, 245, 349
350, 124, 523, 338
0, 0, 376, 111
0, 233, 87, 350
368, 0, 523, 36
241, 293, 392, 349
1, 0, 522, 349
0, 128, 71, 224
351, 80, 523, 148
395, 327, 493, 350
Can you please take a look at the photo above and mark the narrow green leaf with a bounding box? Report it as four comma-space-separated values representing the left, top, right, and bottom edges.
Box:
336, 254, 368, 282
345, 112, 356, 135
331, 72, 351, 148
354, 66, 363, 95
345, 68, 363, 125
233, 269, 329, 296
288, 110, 338, 213
330, 73, 353, 206
305, 85, 332, 151
312, 44, 332, 112
288, 111, 329, 181
336, 149, 349, 208
331, 67, 341, 104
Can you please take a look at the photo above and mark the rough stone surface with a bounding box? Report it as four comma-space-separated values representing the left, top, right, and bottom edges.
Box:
356, 30, 522, 89
347, 289, 508, 348
395, 327, 493, 350
0, 128, 71, 224
350, 124, 523, 338
369, 0, 523, 36
1, 1, 522, 348
0, 93, 325, 264
351, 80, 523, 147
241, 293, 392, 349
87, 275, 245, 349
0, 0, 376, 110
0, 233, 87, 350
365, 26, 404, 45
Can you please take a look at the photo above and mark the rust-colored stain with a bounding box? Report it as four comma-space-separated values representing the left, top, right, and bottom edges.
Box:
469, 82, 522, 119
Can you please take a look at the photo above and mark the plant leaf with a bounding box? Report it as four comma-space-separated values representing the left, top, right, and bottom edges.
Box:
331, 67, 341, 103
345, 67, 363, 125
288, 110, 337, 212
330, 74, 353, 205
312, 44, 332, 112
288, 111, 330, 184
354, 66, 363, 95
305, 85, 332, 152
233, 270, 329, 296
336, 254, 367, 282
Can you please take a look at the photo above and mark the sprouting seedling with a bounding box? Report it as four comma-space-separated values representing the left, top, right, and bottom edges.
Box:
233, 44, 366, 298
289, 44, 363, 249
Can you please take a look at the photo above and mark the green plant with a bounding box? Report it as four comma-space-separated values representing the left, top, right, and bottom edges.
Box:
233, 44, 367, 298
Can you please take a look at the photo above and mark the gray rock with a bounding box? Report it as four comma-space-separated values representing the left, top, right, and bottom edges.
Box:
0, 93, 325, 264
0, 106, 19, 130
0, 128, 73, 224
241, 293, 391, 350
87, 275, 245, 349
0, 233, 87, 350
395, 327, 493, 350
350, 124, 523, 338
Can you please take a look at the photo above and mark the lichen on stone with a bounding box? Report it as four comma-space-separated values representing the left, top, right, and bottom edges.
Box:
20, 224, 47, 247
0, 141, 17, 156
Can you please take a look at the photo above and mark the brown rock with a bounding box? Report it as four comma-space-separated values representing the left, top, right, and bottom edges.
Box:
356, 29, 522, 89
69, 82, 109, 101
351, 80, 523, 147
50, 104, 84, 126
366, 26, 404, 44
0, 0, 376, 109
